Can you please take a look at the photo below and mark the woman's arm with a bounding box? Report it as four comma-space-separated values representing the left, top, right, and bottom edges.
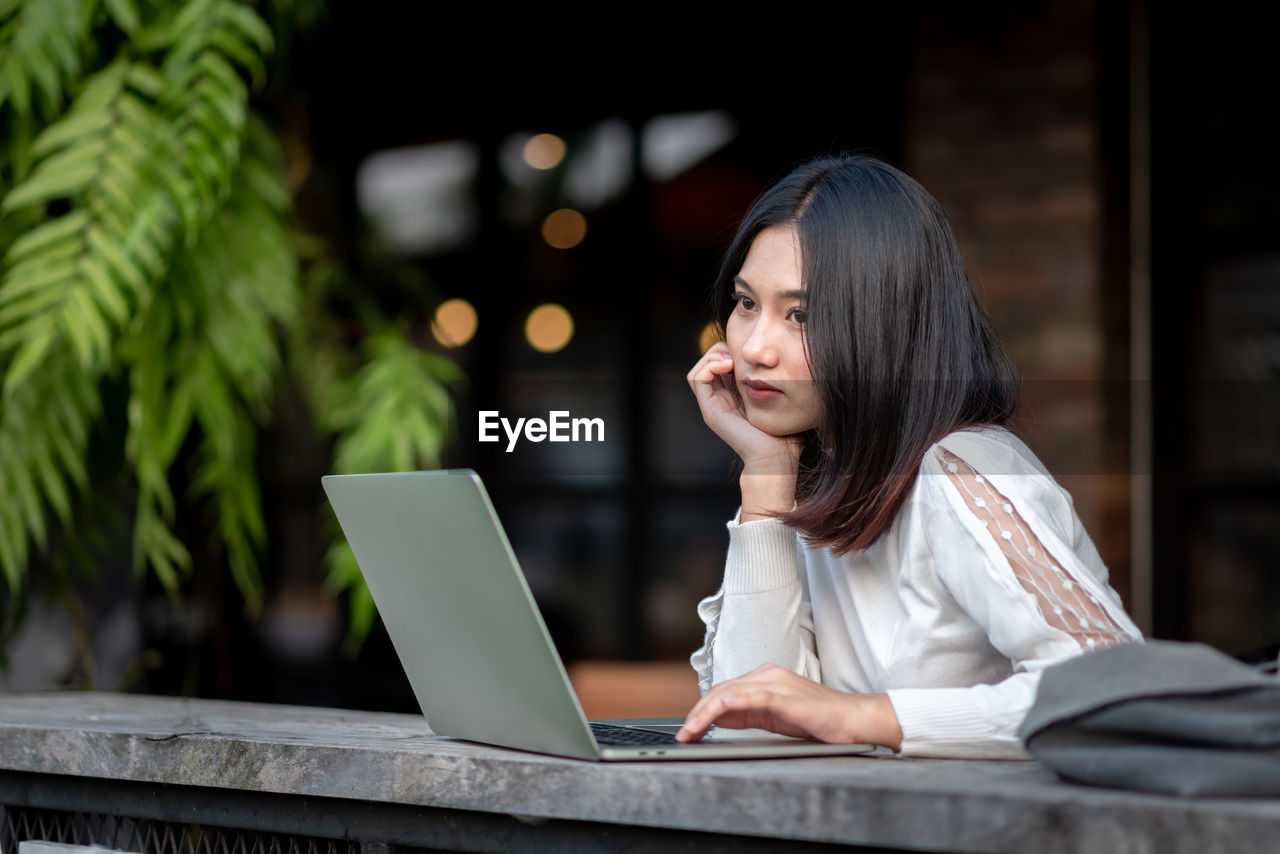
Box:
689, 500, 821, 690
738, 464, 799, 521
684, 437, 1143, 757
882, 442, 1142, 758
687, 343, 819, 689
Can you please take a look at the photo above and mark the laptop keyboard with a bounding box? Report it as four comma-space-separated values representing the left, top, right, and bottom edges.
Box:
589, 722, 680, 746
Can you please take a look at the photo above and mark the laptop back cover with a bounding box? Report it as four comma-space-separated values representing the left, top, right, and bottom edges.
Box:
321, 470, 599, 760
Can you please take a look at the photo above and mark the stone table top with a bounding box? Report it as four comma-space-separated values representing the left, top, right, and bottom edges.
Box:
0, 691, 1277, 853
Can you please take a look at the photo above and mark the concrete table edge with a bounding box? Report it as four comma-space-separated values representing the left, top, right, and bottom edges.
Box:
0, 691, 1277, 854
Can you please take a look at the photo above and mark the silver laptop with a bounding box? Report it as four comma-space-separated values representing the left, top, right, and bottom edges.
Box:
321, 470, 875, 761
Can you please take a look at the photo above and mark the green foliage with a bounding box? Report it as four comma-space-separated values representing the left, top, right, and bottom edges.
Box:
0, 341, 98, 589
1, 60, 169, 386
0, 0, 460, 659
0, 0, 94, 122
316, 332, 461, 642
322, 335, 461, 475
119, 118, 296, 607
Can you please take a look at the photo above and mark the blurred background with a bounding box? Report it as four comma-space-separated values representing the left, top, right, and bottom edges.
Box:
1, 0, 1277, 715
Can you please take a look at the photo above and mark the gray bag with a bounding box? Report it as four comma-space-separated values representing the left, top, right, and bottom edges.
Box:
1018, 640, 1280, 796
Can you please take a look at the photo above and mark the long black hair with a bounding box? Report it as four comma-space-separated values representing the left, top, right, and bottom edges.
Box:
710, 155, 1020, 553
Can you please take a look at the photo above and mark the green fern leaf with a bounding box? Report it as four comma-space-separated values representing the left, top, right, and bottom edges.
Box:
49, 405, 89, 486
86, 226, 146, 294
132, 500, 191, 588
94, 170, 135, 218
0, 508, 23, 592
123, 63, 164, 97
148, 0, 271, 246
0, 430, 48, 549
213, 1, 273, 53
30, 434, 71, 522
0, 157, 98, 211
0, 280, 67, 327
10, 234, 83, 271
58, 293, 95, 365
117, 121, 296, 606
103, 0, 140, 35
206, 27, 264, 85
169, 0, 216, 41
79, 256, 127, 324
1, 63, 180, 384
121, 203, 169, 277
0, 341, 101, 592
29, 110, 113, 158
0, 0, 91, 121
68, 282, 112, 361
5, 47, 30, 116
3, 209, 88, 264
0, 259, 75, 306
26, 51, 63, 114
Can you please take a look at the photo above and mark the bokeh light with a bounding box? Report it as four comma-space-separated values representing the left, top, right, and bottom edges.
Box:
541, 208, 587, 249
431, 298, 478, 348
523, 133, 566, 170
525, 304, 574, 353
698, 322, 722, 355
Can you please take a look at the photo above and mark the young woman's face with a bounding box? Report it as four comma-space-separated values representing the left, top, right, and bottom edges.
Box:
725, 225, 820, 437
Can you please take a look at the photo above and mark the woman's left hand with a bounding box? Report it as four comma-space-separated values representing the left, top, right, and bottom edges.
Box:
675, 664, 903, 749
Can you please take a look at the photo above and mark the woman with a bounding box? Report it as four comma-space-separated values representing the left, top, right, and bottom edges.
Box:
676, 155, 1142, 758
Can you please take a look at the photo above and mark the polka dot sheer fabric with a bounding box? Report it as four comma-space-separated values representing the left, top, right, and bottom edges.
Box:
934, 447, 1132, 651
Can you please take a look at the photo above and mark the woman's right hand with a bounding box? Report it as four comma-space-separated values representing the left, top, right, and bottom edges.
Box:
686, 342, 804, 479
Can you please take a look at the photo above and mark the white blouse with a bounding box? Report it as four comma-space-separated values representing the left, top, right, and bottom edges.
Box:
690, 425, 1143, 759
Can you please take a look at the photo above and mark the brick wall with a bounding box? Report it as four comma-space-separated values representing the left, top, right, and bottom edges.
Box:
905, 0, 1133, 604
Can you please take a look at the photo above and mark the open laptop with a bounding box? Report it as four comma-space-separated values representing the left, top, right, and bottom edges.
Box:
321, 470, 876, 761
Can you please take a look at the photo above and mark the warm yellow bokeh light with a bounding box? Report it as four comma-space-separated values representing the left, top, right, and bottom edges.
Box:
431, 298, 478, 348
523, 133, 566, 170
541, 208, 587, 249
525, 303, 574, 353
698, 322, 722, 355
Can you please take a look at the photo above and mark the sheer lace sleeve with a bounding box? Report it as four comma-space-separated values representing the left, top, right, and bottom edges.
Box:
933, 447, 1134, 651
884, 440, 1141, 758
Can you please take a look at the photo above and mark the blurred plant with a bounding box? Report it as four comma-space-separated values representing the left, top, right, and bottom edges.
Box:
0, 0, 458, 671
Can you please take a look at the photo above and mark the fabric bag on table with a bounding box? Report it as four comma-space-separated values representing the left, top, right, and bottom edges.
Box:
1018, 639, 1280, 796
